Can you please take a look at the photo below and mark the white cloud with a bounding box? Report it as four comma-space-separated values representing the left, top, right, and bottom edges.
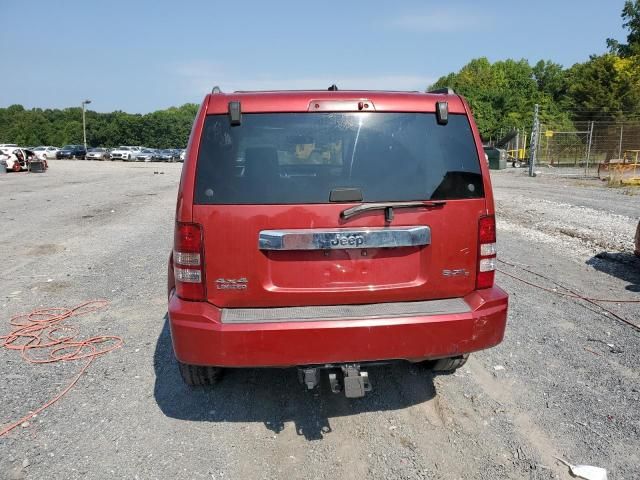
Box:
390, 8, 492, 33
174, 60, 226, 95
174, 61, 435, 97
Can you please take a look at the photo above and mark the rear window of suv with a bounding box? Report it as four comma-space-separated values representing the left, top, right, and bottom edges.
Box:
195, 112, 483, 204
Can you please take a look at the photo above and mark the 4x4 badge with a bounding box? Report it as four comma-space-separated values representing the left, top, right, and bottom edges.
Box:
215, 278, 248, 290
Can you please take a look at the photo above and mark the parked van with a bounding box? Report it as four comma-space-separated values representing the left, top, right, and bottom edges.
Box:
167, 87, 509, 397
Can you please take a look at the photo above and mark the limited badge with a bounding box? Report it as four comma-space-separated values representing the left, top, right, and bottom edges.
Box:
442, 269, 469, 277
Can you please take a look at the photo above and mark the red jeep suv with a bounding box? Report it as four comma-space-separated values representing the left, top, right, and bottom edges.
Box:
168, 87, 508, 397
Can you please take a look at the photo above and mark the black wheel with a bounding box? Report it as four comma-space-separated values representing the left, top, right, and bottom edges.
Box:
513, 161, 522, 168
178, 361, 223, 386
431, 354, 469, 372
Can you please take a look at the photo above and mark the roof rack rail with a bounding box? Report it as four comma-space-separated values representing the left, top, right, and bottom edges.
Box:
427, 87, 455, 95
231, 88, 423, 93
211, 86, 222, 94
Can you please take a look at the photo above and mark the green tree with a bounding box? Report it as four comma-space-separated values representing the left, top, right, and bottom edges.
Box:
565, 53, 640, 122
429, 57, 568, 139
532, 60, 567, 102
607, 0, 640, 57
0, 104, 199, 148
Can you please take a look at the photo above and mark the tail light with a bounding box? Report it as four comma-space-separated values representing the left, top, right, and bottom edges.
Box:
476, 215, 496, 289
173, 222, 205, 301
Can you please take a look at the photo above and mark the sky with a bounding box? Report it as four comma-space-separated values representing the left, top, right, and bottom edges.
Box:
0, 0, 630, 113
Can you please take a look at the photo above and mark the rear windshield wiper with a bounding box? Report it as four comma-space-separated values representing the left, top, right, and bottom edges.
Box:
340, 201, 446, 222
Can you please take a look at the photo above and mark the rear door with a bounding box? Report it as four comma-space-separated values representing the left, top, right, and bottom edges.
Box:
192, 111, 486, 308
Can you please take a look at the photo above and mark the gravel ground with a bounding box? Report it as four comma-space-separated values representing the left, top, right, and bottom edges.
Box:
0, 161, 638, 480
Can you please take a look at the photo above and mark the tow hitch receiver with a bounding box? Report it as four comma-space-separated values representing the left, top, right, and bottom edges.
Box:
298, 364, 372, 398
331, 364, 372, 398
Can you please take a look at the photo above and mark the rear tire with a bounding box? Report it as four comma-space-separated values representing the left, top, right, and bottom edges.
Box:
178, 361, 223, 386
431, 354, 469, 372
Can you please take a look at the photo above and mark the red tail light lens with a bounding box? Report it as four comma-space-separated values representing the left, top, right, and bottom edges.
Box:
477, 215, 497, 289
478, 215, 496, 244
174, 222, 205, 301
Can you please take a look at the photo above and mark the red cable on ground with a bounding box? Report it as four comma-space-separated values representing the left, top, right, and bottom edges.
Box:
497, 268, 640, 303
0, 300, 123, 437
497, 260, 640, 331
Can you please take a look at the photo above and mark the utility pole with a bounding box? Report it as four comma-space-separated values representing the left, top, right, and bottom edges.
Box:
585, 121, 594, 176
81, 99, 92, 151
618, 125, 624, 159
528, 104, 539, 177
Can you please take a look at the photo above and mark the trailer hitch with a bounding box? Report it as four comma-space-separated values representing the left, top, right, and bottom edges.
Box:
298, 364, 372, 398
330, 364, 372, 398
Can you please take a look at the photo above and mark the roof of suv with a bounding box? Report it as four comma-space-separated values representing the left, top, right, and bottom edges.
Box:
205, 90, 467, 115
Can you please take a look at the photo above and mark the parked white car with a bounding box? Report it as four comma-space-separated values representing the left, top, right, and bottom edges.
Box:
0, 147, 21, 171
109, 146, 141, 161
0, 147, 39, 172
32, 146, 59, 160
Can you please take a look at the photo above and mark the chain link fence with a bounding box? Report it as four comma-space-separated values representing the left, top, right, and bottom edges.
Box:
494, 114, 640, 178
540, 121, 640, 173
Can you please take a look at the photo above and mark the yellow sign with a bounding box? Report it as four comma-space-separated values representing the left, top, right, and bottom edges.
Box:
545, 130, 554, 137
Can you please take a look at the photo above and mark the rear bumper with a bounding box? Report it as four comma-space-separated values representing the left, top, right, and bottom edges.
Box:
168, 287, 508, 367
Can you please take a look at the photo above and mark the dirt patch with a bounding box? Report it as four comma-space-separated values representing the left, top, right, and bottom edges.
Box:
30, 280, 72, 293
25, 244, 65, 256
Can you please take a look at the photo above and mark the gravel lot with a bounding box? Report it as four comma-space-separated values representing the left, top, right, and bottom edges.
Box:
0, 162, 639, 480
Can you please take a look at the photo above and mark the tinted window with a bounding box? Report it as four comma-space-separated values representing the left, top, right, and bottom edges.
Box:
195, 112, 483, 204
